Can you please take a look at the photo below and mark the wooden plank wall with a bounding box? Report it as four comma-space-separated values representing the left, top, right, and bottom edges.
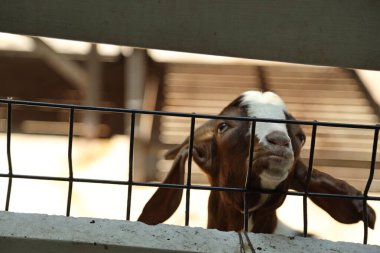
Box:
154, 63, 380, 191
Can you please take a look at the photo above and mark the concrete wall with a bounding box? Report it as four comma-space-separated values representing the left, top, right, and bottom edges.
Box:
0, 211, 379, 253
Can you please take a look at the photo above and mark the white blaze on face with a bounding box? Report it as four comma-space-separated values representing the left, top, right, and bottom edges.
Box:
241, 91, 289, 145
240, 91, 294, 213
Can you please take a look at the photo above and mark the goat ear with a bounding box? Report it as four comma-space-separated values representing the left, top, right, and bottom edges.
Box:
138, 149, 188, 225
165, 139, 189, 160
290, 160, 376, 229
165, 120, 215, 160
166, 120, 215, 172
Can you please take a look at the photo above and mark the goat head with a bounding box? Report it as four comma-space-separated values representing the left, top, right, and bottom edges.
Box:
139, 91, 376, 233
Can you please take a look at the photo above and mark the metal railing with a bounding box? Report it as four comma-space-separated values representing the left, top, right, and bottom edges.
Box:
0, 98, 379, 244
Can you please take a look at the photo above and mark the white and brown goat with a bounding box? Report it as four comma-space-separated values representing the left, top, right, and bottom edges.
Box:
139, 91, 376, 234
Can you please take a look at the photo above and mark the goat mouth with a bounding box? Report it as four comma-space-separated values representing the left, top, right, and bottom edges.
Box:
251, 153, 293, 167
267, 154, 287, 160
260, 170, 289, 182
266, 154, 293, 165
254, 147, 293, 159
250, 153, 293, 184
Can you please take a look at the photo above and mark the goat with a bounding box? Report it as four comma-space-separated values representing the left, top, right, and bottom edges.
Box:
138, 91, 376, 234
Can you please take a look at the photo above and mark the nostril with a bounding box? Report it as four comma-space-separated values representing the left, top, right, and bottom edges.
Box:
266, 131, 291, 147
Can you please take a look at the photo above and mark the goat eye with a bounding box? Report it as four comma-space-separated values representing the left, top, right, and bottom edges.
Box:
297, 134, 306, 145
217, 122, 229, 134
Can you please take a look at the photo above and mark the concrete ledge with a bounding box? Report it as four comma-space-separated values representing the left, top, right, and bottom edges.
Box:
0, 211, 379, 253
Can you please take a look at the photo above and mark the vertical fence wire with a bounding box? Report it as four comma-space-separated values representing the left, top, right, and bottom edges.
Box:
303, 122, 318, 237
126, 113, 136, 221
185, 116, 196, 226
5, 103, 13, 211
244, 120, 256, 232
66, 108, 75, 216
362, 125, 379, 244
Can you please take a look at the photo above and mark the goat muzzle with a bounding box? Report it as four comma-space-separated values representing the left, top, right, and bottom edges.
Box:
251, 132, 295, 184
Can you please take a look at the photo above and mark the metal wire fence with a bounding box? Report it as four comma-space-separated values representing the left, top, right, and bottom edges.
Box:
0, 98, 379, 244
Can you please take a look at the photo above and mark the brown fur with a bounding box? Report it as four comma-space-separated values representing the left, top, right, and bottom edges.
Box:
138, 95, 376, 232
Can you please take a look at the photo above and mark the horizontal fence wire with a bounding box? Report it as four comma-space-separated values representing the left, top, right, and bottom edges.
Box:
0, 172, 380, 200
0, 98, 378, 129
0, 98, 379, 245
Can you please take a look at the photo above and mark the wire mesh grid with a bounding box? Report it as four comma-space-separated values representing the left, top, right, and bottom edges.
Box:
0, 98, 379, 244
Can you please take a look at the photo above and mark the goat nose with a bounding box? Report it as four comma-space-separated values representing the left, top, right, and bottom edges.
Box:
266, 131, 290, 147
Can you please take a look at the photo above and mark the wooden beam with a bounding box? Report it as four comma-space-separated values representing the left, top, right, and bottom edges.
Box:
0, 0, 379, 70
32, 38, 88, 93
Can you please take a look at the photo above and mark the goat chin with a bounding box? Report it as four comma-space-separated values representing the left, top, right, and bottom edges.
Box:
252, 155, 293, 182
259, 171, 289, 190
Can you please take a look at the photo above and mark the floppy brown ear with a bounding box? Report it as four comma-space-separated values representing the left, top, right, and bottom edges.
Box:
291, 160, 376, 229
165, 119, 215, 161
138, 149, 188, 225
165, 139, 189, 160
139, 120, 216, 225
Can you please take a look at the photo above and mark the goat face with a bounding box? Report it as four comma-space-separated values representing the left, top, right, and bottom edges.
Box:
189, 91, 305, 212
139, 91, 376, 232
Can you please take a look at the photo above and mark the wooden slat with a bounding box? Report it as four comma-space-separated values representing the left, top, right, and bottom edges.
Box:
166, 79, 258, 87
290, 112, 377, 123
165, 92, 244, 101
305, 159, 379, 170
264, 66, 349, 73
269, 83, 359, 91
265, 71, 354, 79
164, 86, 258, 95
166, 72, 258, 79
287, 104, 372, 114
167, 64, 256, 75
268, 78, 358, 86
303, 127, 375, 137
275, 89, 364, 99
281, 97, 370, 106
165, 98, 236, 107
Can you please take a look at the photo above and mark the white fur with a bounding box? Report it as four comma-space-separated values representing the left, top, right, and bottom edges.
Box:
245, 177, 285, 213
245, 177, 276, 212
241, 91, 289, 145
274, 219, 297, 236
260, 174, 286, 190
246, 194, 269, 213
248, 215, 254, 231
239, 215, 255, 232
241, 91, 291, 190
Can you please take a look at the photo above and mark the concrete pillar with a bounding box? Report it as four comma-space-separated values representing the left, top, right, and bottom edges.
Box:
84, 44, 102, 138
125, 49, 149, 181
125, 48, 147, 111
